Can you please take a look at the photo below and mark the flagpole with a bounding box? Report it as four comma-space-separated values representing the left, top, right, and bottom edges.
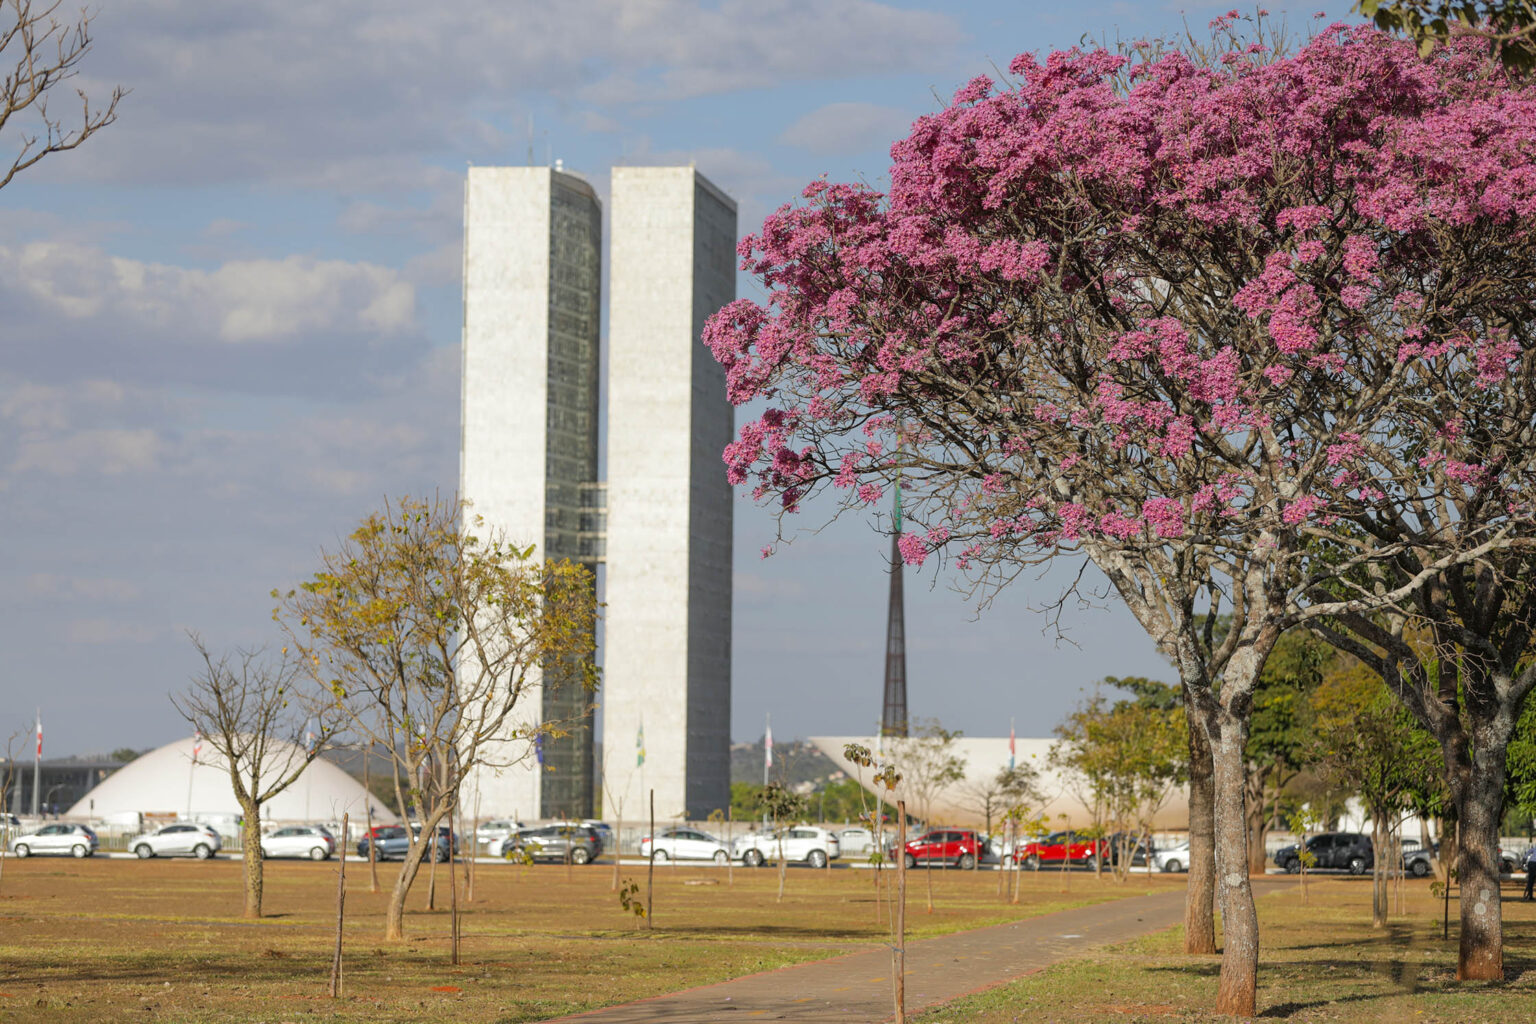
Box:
187, 731, 200, 821
32, 709, 41, 819
763, 714, 773, 829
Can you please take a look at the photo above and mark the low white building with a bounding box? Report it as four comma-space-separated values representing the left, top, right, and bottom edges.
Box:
66, 735, 395, 826
811, 735, 1190, 831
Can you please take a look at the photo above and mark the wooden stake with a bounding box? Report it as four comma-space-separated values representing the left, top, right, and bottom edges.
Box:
329, 812, 348, 998
450, 807, 460, 965
894, 799, 906, 1024
644, 788, 654, 931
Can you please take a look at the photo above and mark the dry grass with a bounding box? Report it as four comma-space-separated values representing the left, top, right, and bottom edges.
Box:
0, 856, 1173, 1022
916, 874, 1536, 1023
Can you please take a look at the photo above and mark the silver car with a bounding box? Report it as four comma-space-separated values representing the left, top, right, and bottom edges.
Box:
131, 823, 222, 859
1152, 840, 1191, 873
10, 823, 98, 858
260, 825, 336, 860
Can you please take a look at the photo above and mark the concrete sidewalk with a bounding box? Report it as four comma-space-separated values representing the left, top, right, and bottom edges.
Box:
545, 885, 1198, 1023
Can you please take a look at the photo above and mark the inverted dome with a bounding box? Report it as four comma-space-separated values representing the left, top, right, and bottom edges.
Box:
67, 735, 398, 824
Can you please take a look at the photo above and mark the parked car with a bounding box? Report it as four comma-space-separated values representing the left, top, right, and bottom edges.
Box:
547, 819, 608, 856
640, 827, 730, 864
903, 828, 985, 870
475, 819, 524, 851
1498, 844, 1521, 874
9, 822, 98, 858
412, 823, 459, 855
583, 820, 614, 850
1014, 831, 1107, 870
1106, 832, 1151, 868
1273, 832, 1374, 875
1402, 841, 1440, 877
501, 825, 601, 864
734, 826, 840, 868
358, 825, 451, 862
131, 823, 222, 860
1152, 840, 1191, 873
835, 827, 878, 857
260, 825, 336, 861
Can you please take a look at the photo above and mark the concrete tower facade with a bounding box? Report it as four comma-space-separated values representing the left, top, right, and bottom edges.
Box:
603, 167, 736, 821
460, 166, 602, 821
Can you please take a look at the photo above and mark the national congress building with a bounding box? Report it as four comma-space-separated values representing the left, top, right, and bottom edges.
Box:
460, 164, 735, 822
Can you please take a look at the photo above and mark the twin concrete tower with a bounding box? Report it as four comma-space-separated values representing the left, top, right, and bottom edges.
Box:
460, 165, 736, 822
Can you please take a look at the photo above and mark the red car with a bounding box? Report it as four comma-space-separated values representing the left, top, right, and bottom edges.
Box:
902, 828, 984, 869
1014, 831, 1106, 869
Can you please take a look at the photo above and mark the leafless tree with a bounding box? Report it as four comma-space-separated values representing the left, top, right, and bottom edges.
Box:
1, 1, 122, 191
172, 635, 334, 918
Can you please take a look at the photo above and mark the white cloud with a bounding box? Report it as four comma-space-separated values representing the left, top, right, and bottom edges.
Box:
25, 574, 142, 602
67, 0, 962, 188
0, 242, 416, 343
778, 102, 918, 156
10, 427, 162, 477
65, 618, 160, 645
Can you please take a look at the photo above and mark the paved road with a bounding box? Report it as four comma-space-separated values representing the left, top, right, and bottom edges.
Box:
544, 886, 1198, 1023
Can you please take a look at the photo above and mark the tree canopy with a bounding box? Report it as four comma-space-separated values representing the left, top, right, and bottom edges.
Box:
707, 23, 1536, 1008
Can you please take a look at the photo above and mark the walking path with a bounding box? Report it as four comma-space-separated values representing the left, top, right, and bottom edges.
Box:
545, 881, 1290, 1023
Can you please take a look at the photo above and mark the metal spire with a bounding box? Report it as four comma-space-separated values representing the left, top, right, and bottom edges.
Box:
881, 476, 908, 738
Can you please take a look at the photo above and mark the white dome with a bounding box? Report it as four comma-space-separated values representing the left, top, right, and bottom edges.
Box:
67, 735, 398, 825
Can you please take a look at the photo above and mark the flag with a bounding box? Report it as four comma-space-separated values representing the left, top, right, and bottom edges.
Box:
535, 733, 545, 766
192, 729, 203, 764
35, 713, 42, 759
1009, 720, 1016, 772
636, 721, 645, 767
304, 719, 317, 755
765, 722, 773, 771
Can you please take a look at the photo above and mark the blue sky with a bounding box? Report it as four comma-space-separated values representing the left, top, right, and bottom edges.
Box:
0, 1, 1359, 757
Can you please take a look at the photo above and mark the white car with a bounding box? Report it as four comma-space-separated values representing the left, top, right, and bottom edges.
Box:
260, 825, 336, 860
734, 826, 841, 868
640, 827, 731, 864
835, 827, 878, 856
475, 819, 525, 851
130, 823, 222, 860
10, 823, 98, 858
1152, 840, 1191, 873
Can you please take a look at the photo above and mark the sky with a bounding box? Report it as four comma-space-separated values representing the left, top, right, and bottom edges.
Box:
0, 0, 1361, 758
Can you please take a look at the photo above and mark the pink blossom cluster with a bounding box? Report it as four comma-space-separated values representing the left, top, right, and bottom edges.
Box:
704, 26, 1536, 565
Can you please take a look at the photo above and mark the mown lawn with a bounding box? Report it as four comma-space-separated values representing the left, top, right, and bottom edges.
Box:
0, 854, 1174, 1022
916, 873, 1536, 1023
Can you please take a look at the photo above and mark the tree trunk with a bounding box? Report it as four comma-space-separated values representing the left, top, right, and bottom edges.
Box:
1455, 764, 1506, 980
1209, 709, 1259, 1018
384, 810, 451, 941
1183, 692, 1218, 955
240, 801, 264, 919
1371, 811, 1390, 928
1245, 771, 1270, 877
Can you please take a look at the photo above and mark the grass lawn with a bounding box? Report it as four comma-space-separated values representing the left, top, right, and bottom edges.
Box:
916, 874, 1536, 1023
0, 855, 1174, 1022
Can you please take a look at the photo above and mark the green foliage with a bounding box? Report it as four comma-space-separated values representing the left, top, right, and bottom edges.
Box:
1104, 676, 1181, 711
1051, 693, 1186, 836
1307, 659, 1446, 828
1506, 691, 1536, 817
1358, 0, 1536, 70
760, 782, 807, 824
109, 747, 143, 764
616, 877, 646, 919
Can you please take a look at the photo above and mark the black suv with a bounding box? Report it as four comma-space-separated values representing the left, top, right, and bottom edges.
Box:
1274, 832, 1374, 875
500, 825, 601, 865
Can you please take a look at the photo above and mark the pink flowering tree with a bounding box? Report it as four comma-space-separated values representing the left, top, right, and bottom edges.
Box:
707, 22, 1536, 1013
